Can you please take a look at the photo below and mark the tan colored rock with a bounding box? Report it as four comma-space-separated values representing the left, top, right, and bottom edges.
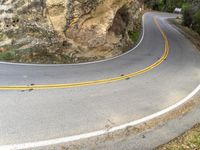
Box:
46, 0, 67, 36
60, 0, 141, 52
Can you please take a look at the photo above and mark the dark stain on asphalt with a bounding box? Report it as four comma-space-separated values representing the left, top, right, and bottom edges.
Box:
28, 88, 34, 92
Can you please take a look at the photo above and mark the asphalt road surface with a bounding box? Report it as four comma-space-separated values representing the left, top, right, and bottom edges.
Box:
0, 12, 200, 149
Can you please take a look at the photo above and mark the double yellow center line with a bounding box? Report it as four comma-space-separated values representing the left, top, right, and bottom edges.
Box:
0, 17, 169, 91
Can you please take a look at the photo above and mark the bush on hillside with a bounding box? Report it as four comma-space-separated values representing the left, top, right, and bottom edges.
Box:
183, 6, 193, 27
192, 10, 200, 34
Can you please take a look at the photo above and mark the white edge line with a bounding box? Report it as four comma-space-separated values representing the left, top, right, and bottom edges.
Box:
1, 84, 200, 150
0, 14, 146, 67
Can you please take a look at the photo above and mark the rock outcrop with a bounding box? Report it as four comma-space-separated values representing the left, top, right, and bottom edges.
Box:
0, 0, 143, 63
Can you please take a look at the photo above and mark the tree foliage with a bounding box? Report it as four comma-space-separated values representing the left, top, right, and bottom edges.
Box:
193, 9, 200, 34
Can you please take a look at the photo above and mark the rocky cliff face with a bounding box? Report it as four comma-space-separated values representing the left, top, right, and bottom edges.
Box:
0, 0, 143, 63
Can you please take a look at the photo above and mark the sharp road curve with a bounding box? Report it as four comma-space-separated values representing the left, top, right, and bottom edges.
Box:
0, 12, 200, 149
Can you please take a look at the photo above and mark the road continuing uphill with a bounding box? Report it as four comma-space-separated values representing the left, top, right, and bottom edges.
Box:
0, 12, 200, 149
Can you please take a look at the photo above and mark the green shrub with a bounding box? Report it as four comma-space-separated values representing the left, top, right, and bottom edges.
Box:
182, 3, 190, 11
193, 10, 200, 34
128, 30, 140, 42
183, 7, 193, 27
0, 51, 16, 61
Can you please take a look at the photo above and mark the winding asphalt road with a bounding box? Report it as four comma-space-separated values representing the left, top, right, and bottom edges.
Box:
0, 12, 200, 149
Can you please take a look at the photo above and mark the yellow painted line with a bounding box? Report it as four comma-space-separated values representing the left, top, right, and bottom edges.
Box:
0, 17, 169, 91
